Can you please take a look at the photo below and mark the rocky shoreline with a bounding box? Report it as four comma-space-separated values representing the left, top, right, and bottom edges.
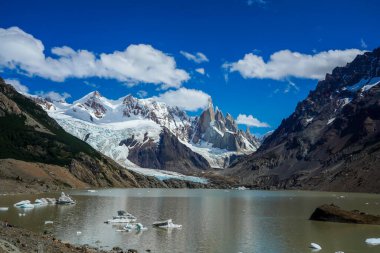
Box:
0, 225, 140, 253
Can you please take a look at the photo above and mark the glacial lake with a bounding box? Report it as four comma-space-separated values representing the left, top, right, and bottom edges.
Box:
1, 189, 380, 253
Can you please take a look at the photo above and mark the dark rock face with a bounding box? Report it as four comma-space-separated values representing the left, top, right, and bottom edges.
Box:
123, 128, 210, 173
192, 100, 260, 152
229, 48, 380, 193
310, 204, 380, 225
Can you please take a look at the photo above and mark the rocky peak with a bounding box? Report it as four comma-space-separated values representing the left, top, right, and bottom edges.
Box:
92, 91, 102, 98
192, 99, 259, 152
122, 94, 138, 106
77, 91, 107, 119
229, 47, 380, 192
197, 98, 215, 135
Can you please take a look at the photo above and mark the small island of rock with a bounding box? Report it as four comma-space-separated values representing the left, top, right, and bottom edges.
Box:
310, 204, 380, 225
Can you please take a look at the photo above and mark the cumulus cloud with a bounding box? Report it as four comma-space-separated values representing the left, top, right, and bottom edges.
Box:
0, 27, 189, 89
36, 91, 71, 102
236, 114, 270, 128
180, 51, 209, 63
154, 88, 210, 111
224, 49, 365, 80
4, 78, 29, 93
195, 68, 205, 75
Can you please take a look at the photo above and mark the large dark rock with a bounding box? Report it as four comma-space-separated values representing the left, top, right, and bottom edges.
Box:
229, 47, 380, 193
310, 204, 380, 225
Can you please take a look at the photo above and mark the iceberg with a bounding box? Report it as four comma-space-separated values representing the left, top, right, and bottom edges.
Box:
365, 238, 380, 245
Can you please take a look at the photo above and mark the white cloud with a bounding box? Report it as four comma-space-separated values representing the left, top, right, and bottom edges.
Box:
180, 51, 209, 63
224, 49, 366, 80
236, 114, 270, 128
137, 90, 148, 98
36, 91, 71, 102
284, 79, 299, 94
361, 38, 368, 49
83, 80, 99, 88
154, 88, 210, 111
4, 78, 29, 93
0, 27, 189, 89
195, 68, 205, 75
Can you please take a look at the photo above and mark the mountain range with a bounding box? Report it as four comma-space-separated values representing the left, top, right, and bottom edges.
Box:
0, 79, 225, 193
1, 48, 379, 193
33, 91, 259, 174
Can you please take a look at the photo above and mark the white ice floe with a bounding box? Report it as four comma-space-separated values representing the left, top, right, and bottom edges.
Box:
56, 192, 76, 205
365, 238, 380, 245
122, 223, 148, 232
153, 219, 182, 229
34, 198, 49, 206
14, 200, 34, 209
310, 243, 322, 251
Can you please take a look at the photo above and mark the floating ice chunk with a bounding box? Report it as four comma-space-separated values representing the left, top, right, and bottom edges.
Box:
14, 200, 31, 207
34, 198, 49, 206
310, 243, 322, 250
76, 231, 82, 235
366, 238, 380, 245
153, 219, 182, 229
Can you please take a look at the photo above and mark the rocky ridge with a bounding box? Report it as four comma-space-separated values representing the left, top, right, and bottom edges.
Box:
229, 48, 380, 193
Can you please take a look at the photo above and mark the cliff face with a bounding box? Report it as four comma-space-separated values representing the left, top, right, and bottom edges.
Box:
192, 101, 260, 152
229, 48, 380, 193
121, 128, 210, 173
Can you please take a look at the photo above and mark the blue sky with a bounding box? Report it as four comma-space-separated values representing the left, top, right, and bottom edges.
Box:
0, 0, 379, 135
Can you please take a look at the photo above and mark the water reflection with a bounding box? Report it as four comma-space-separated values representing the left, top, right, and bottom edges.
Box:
0, 189, 380, 253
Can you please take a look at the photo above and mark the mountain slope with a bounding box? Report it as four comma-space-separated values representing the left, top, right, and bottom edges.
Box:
35, 90, 259, 172
0, 78, 209, 191
229, 48, 380, 193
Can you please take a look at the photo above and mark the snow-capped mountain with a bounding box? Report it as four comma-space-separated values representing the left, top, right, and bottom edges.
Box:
35, 91, 260, 173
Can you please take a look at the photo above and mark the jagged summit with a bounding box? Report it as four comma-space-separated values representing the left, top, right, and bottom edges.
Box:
33, 90, 260, 171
